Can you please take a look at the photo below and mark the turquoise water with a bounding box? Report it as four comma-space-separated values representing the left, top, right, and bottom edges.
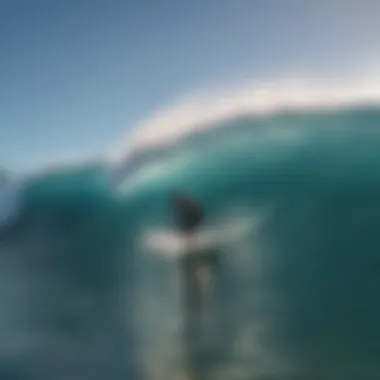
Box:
1, 106, 380, 379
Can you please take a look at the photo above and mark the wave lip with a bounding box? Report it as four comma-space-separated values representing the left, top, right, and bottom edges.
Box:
111, 78, 380, 171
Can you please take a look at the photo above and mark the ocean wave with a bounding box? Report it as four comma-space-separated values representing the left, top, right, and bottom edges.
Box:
111, 77, 380, 170
4, 77, 380, 379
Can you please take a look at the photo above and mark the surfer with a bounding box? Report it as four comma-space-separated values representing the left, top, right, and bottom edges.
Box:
171, 191, 208, 320
171, 192, 204, 242
171, 191, 215, 299
171, 192, 218, 379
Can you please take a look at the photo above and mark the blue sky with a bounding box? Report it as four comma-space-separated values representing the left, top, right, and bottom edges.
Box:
1, 0, 380, 173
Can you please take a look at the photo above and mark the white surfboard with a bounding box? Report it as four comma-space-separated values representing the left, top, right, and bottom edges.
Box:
139, 216, 255, 259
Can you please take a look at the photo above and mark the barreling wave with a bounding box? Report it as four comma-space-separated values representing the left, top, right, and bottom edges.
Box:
2, 79, 380, 379
112, 81, 380, 379
112, 76, 380, 170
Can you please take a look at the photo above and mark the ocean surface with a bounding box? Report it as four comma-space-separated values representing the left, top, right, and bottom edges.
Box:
1, 104, 380, 379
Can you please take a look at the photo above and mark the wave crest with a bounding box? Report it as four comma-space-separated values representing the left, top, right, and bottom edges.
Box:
112, 76, 380, 167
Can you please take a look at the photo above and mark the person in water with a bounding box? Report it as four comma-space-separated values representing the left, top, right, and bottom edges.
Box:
171, 192, 218, 379
171, 192, 204, 239
171, 191, 207, 320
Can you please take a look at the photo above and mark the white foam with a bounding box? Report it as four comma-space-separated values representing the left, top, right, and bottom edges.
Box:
111, 74, 380, 168
140, 211, 267, 259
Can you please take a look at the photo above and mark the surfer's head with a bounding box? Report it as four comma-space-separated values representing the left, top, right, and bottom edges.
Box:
171, 191, 198, 214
